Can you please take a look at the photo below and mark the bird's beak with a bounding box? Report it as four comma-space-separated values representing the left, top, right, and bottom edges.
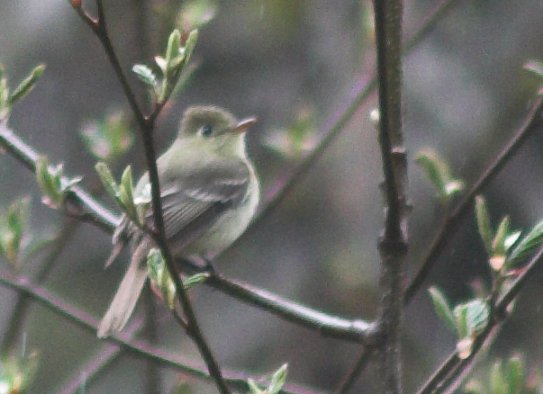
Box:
233, 117, 257, 134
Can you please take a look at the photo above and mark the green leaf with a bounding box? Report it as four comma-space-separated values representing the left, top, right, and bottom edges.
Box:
268, 364, 288, 394
247, 378, 264, 394
155, 56, 168, 74
492, 216, 510, 256
36, 157, 64, 207
444, 180, 465, 198
0, 65, 9, 119
0, 197, 31, 266
468, 299, 490, 334
454, 303, 469, 339
119, 166, 137, 220
182, 273, 209, 289
508, 221, 543, 264
183, 29, 199, 64
504, 230, 522, 251
132, 64, 158, 88
146, 248, 177, 309
428, 287, 456, 332
490, 361, 508, 394
0, 350, 39, 393
506, 356, 524, 394
415, 149, 452, 202
95, 162, 121, 203
165, 29, 182, 64
8, 64, 46, 106
524, 60, 543, 80
475, 196, 493, 254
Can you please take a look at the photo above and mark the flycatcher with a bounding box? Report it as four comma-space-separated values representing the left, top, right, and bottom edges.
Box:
98, 106, 260, 338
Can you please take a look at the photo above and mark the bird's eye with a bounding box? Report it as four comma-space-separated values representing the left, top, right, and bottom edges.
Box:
200, 125, 213, 137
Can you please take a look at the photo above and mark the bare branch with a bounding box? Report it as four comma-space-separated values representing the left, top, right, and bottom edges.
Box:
0, 268, 318, 394
206, 272, 376, 342
373, 1, 407, 393
332, 348, 374, 394
0, 220, 78, 354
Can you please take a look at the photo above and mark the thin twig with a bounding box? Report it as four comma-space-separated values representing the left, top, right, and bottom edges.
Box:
247, 0, 462, 235
0, 219, 78, 354
205, 272, 376, 342
71, 2, 231, 391
0, 123, 120, 231
332, 348, 374, 394
373, 1, 407, 394
416, 244, 543, 394
0, 268, 316, 394
404, 93, 543, 304
58, 318, 144, 394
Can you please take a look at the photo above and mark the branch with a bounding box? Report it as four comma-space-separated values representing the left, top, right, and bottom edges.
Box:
333, 1, 464, 390
0, 219, 78, 354
58, 318, 144, 394
71, 2, 230, 392
415, 244, 543, 394
248, 0, 460, 234
404, 93, 543, 303
373, 1, 407, 394
0, 122, 119, 230
205, 272, 376, 342
332, 348, 374, 394
0, 268, 318, 394
0, 123, 375, 342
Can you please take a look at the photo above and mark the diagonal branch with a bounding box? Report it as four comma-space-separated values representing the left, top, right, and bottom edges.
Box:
205, 272, 376, 342
404, 93, 543, 304
0, 268, 319, 394
248, 0, 462, 234
0, 122, 119, 230
71, 1, 229, 391
0, 220, 78, 354
416, 244, 543, 394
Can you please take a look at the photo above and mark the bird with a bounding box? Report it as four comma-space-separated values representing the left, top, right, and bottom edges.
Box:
97, 105, 260, 338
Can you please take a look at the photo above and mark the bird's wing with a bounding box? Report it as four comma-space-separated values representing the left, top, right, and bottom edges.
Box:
145, 160, 250, 251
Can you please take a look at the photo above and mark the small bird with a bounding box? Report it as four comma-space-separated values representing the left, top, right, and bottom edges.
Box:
98, 106, 260, 338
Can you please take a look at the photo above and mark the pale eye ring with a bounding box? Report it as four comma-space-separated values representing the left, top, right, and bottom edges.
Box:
200, 124, 213, 137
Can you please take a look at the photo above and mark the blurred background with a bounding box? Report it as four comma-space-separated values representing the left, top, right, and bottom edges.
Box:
1, 0, 543, 393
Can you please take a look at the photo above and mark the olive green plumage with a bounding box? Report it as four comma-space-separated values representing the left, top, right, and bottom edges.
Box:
98, 106, 259, 338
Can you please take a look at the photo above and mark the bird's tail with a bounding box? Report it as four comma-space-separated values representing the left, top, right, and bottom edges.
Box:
97, 241, 150, 338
